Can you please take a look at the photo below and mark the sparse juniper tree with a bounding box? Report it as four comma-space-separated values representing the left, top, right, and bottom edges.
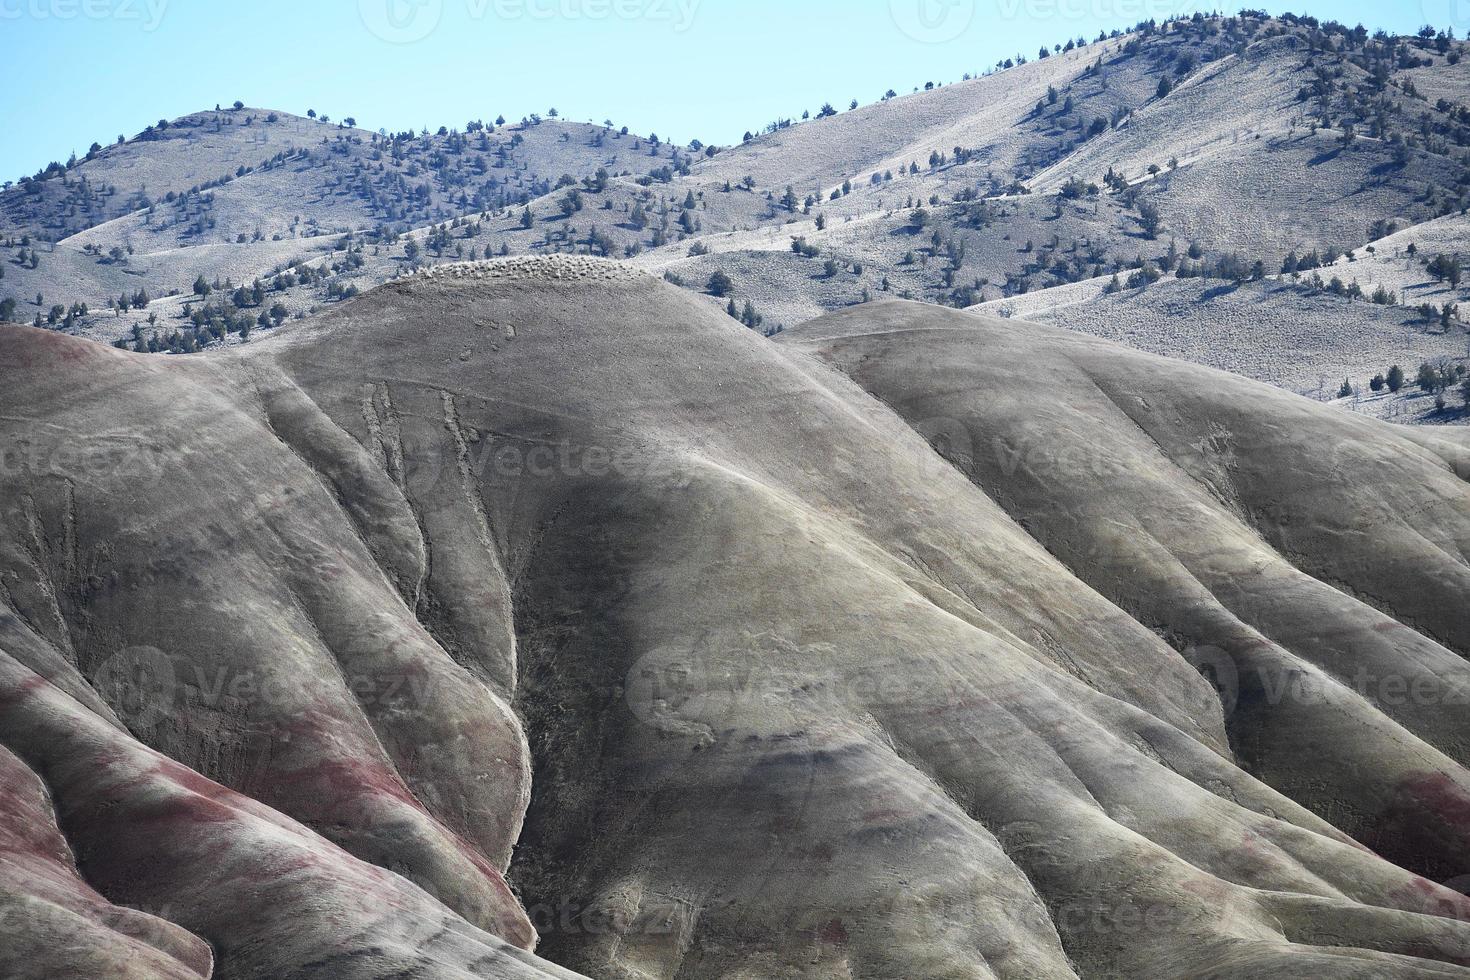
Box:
520, 207, 534, 229
1429, 254, 1463, 288
1388, 364, 1406, 393
0, 298, 14, 321
1418, 362, 1442, 391
1138, 201, 1162, 239
1156, 76, 1173, 98
707, 269, 734, 297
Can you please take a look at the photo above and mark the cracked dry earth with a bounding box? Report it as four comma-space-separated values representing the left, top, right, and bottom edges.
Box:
3, 255, 1470, 979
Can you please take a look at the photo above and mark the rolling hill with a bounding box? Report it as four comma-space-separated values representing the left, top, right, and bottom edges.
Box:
3, 11, 1468, 421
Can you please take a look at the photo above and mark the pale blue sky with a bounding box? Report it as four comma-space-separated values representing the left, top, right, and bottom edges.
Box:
0, 0, 1446, 184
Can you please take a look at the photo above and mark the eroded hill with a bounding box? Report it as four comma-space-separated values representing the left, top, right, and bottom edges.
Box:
4, 257, 1470, 978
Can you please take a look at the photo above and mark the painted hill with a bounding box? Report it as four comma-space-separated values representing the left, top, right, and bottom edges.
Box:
4, 259, 1470, 977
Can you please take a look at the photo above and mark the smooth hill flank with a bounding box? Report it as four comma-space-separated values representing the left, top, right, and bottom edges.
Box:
4, 258, 1470, 977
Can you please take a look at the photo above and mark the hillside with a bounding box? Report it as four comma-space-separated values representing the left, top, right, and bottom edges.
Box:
975, 272, 1469, 399
2, 11, 1469, 422
0, 105, 687, 319
5, 259, 1470, 977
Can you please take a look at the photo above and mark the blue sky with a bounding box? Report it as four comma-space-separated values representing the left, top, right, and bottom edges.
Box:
0, 0, 1447, 184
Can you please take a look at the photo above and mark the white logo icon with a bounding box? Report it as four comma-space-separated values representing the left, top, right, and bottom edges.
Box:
360, 0, 444, 44
890, 0, 976, 44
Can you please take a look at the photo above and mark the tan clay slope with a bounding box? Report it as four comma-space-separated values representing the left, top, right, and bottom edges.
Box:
782, 300, 1470, 875
2, 258, 1470, 978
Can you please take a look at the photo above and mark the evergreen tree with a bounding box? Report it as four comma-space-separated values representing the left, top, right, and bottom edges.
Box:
1138, 201, 1161, 239
707, 269, 734, 297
